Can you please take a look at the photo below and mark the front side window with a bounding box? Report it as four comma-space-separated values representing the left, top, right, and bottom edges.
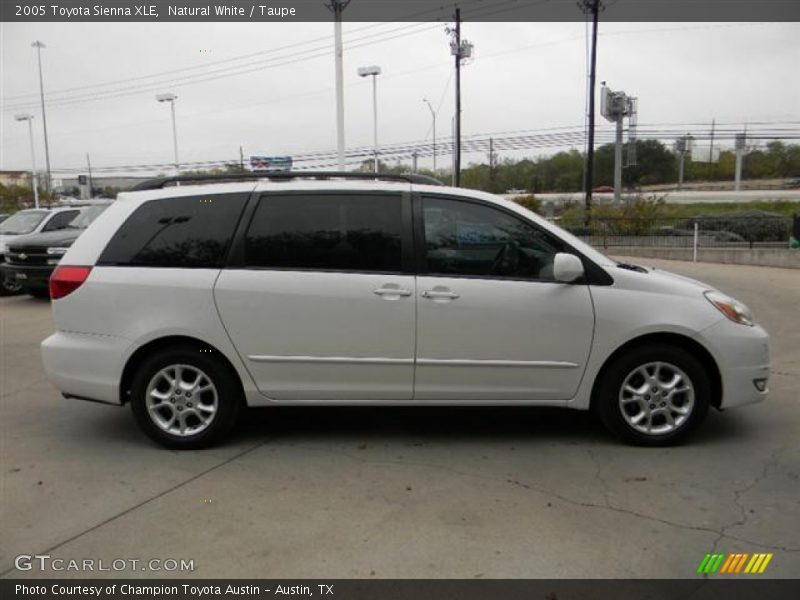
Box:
422, 196, 564, 280
43, 210, 80, 231
245, 193, 403, 272
98, 194, 248, 268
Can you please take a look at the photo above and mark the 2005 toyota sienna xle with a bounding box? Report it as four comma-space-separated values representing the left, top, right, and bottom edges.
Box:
40, 172, 770, 449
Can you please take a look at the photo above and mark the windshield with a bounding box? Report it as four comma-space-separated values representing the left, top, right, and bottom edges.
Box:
67, 205, 109, 229
0, 210, 49, 235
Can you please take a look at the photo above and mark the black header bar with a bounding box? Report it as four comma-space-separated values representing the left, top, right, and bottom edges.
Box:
3, 0, 800, 23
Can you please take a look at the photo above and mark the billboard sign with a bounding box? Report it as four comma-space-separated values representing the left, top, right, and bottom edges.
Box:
250, 156, 292, 171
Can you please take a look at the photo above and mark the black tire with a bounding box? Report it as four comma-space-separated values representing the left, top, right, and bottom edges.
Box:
0, 276, 22, 296
595, 344, 710, 446
130, 345, 243, 449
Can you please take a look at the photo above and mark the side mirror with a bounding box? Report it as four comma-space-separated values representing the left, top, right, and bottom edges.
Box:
553, 252, 584, 283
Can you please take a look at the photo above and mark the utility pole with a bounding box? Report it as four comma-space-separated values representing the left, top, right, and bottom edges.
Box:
453, 8, 462, 186
451, 115, 456, 186
412, 150, 418, 173
580, 0, 601, 226
708, 118, 715, 181
614, 113, 623, 202
86, 153, 93, 197
326, 0, 351, 170
734, 131, 746, 192
239, 146, 244, 171
489, 137, 496, 192
676, 136, 688, 190
447, 13, 473, 187
32, 41, 51, 193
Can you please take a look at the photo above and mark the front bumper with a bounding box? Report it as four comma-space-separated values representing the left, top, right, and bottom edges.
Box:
698, 318, 770, 409
0, 262, 54, 290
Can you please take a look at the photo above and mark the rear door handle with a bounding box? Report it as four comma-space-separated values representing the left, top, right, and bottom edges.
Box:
373, 286, 413, 297
421, 290, 460, 300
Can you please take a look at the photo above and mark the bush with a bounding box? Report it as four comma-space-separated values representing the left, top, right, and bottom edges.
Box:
677, 210, 790, 243
512, 194, 542, 214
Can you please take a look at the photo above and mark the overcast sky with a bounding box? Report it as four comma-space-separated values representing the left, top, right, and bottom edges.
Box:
1, 20, 798, 176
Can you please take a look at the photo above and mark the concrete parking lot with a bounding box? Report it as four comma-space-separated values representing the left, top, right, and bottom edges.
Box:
1, 258, 798, 579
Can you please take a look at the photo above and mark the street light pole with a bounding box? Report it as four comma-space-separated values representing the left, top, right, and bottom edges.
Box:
14, 114, 40, 209
327, 0, 351, 171
358, 65, 381, 173
423, 98, 436, 172
31, 41, 51, 193
156, 93, 180, 175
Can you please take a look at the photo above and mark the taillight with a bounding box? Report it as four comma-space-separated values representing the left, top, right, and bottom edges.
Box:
50, 265, 92, 300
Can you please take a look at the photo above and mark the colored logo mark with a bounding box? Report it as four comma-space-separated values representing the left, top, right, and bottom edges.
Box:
697, 552, 773, 574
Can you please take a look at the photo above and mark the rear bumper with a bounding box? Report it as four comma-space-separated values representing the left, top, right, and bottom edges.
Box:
41, 331, 130, 405
698, 319, 770, 409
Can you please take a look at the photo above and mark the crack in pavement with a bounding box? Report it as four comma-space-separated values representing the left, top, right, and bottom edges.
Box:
708, 441, 788, 562
291, 443, 800, 553
0, 436, 278, 578
587, 448, 612, 509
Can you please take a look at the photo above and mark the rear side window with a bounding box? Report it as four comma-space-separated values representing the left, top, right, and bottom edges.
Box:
98, 194, 247, 268
244, 193, 403, 272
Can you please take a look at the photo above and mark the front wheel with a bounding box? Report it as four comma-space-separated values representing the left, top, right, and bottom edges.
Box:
0, 275, 22, 296
130, 346, 243, 449
595, 344, 710, 446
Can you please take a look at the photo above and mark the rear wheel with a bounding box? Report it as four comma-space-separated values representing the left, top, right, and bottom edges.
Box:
130, 346, 242, 449
595, 344, 710, 446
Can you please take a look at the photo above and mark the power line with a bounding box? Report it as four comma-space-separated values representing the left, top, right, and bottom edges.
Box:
3, 1, 485, 103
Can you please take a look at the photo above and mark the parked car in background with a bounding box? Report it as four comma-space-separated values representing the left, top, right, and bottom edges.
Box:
0, 207, 82, 296
2, 204, 110, 298
40, 172, 769, 449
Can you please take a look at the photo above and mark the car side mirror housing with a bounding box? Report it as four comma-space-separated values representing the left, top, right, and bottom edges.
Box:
553, 252, 584, 283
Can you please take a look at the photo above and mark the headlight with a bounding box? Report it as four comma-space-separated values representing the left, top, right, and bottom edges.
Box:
46, 247, 69, 256
704, 290, 754, 326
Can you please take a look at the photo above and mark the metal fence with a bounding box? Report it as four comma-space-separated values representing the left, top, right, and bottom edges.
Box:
561, 215, 795, 250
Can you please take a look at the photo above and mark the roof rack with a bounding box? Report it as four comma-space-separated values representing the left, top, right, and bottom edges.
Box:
129, 171, 444, 191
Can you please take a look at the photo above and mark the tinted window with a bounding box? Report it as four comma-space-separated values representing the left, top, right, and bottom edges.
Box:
42, 210, 79, 231
422, 196, 564, 280
245, 193, 402, 272
99, 194, 247, 268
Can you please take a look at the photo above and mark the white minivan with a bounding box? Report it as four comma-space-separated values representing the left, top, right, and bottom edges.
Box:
40, 173, 769, 448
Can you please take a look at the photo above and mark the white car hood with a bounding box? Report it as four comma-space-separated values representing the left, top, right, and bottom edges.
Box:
609, 263, 713, 298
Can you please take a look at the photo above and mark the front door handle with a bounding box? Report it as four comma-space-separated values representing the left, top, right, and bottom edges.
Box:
421, 290, 460, 300
373, 286, 413, 297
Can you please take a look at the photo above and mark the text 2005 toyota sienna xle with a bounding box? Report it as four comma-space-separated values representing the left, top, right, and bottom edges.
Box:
41, 173, 769, 449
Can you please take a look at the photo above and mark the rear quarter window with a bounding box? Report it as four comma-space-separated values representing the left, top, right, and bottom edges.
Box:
98, 194, 248, 268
